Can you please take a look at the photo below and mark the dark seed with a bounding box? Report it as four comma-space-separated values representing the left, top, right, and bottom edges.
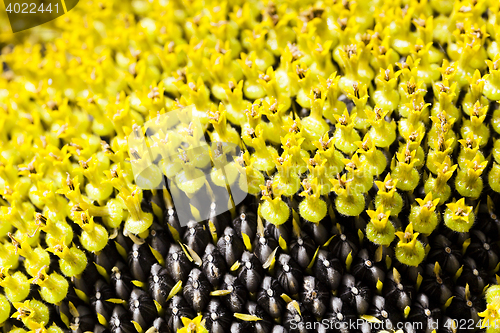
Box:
447, 285, 484, 323
183, 268, 211, 312
282, 300, 314, 333
243, 301, 273, 333
217, 227, 245, 266
302, 219, 329, 247
253, 233, 279, 264
70, 305, 98, 333
313, 250, 343, 291
149, 263, 174, 307
275, 254, 303, 296
184, 221, 211, 255
421, 263, 453, 307
290, 233, 316, 269
271, 325, 288, 333
324, 296, 359, 333
257, 276, 286, 319
163, 208, 185, 242
339, 274, 371, 315
383, 269, 414, 311
128, 243, 158, 282
221, 273, 246, 313
466, 230, 500, 271
427, 235, 462, 275
94, 241, 121, 273
328, 230, 358, 265
457, 257, 487, 294
238, 251, 264, 293
151, 317, 170, 333
407, 294, 441, 333
114, 228, 134, 257
165, 244, 193, 282
164, 295, 195, 332
351, 249, 385, 289
129, 288, 157, 329
93, 324, 109, 333
91, 280, 115, 322
229, 321, 248, 333
301, 276, 329, 318
206, 202, 231, 238
202, 243, 227, 289
233, 210, 258, 243
148, 222, 171, 257
264, 220, 290, 245
202, 299, 231, 333
368, 295, 401, 331
72, 260, 100, 297
110, 305, 136, 333
111, 262, 134, 301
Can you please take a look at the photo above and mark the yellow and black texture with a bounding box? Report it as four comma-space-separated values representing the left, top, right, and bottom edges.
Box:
1, 0, 500, 332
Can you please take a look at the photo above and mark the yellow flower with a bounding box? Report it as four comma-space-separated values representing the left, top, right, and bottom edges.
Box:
395, 223, 419, 247
479, 300, 500, 327
178, 315, 208, 333
446, 198, 473, 223
367, 206, 391, 231
12, 300, 35, 322
415, 193, 440, 212
374, 173, 398, 196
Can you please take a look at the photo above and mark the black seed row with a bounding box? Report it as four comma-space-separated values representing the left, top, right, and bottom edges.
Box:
3, 192, 497, 333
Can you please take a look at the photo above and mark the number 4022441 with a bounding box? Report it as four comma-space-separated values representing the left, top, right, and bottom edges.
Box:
5, 2, 59, 14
